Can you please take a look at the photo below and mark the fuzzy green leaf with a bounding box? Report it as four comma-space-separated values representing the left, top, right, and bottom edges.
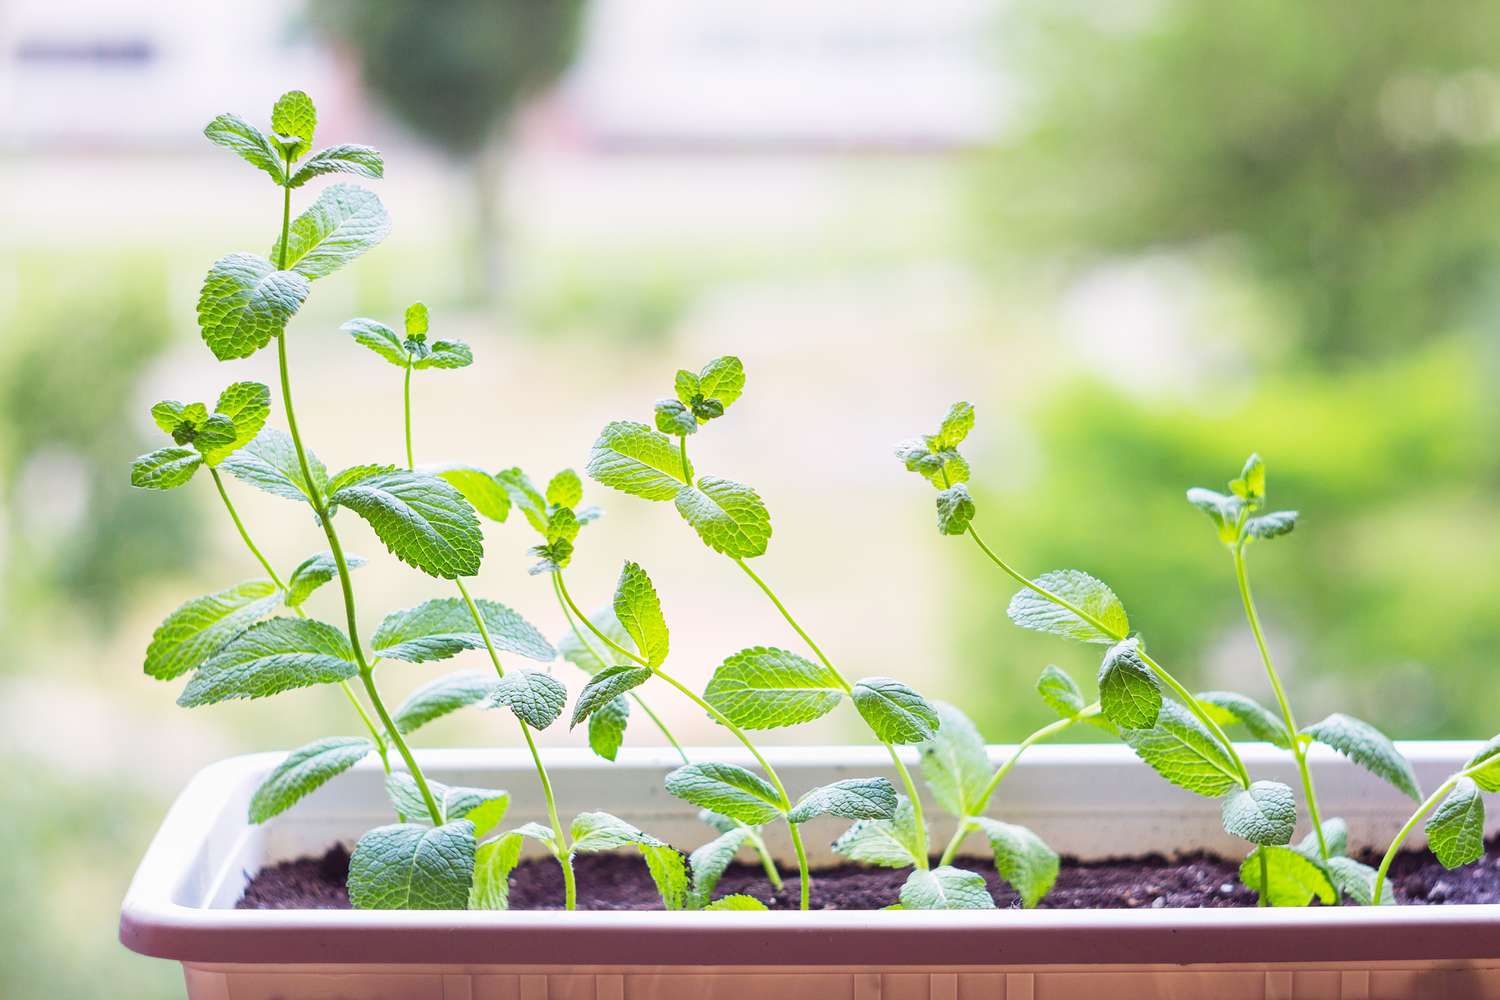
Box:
428, 465, 511, 523
935, 484, 975, 535
249, 736, 371, 823
1326, 856, 1393, 906
832, 795, 925, 868
570, 810, 664, 852
1427, 777, 1486, 869
1007, 570, 1128, 644
704, 894, 768, 911
197, 253, 310, 361
613, 561, 669, 668
641, 844, 690, 911
495, 468, 549, 532
469, 831, 525, 910
1221, 781, 1297, 846
130, 447, 202, 490
852, 677, 940, 744
665, 763, 784, 826
1467, 735, 1500, 792
284, 551, 364, 607
372, 597, 557, 664
203, 113, 285, 183
697, 356, 745, 409
919, 700, 992, 817
391, 671, 496, 736
587, 420, 692, 501
144, 580, 281, 680
1036, 665, 1086, 720
270, 90, 317, 158
704, 646, 844, 730
221, 427, 328, 504
655, 399, 698, 436
330, 471, 483, 579
486, 669, 567, 730
386, 773, 510, 838
413, 340, 473, 370
1241, 845, 1337, 907
588, 696, 631, 761
1298, 817, 1350, 860
1122, 701, 1241, 797
289, 143, 383, 188
270, 183, 391, 280
178, 617, 356, 707
342, 317, 408, 366
935, 401, 975, 448
687, 826, 756, 909
674, 476, 772, 558
787, 778, 897, 824
1302, 713, 1421, 801
973, 818, 1058, 908
1246, 510, 1298, 540
1198, 691, 1291, 748
900, 866, 995, 910
199, 381, 272, 465
1186, 487, 1244, 544
545, 469, 584, 509
1098, 638, 1161, 730
348, 821, 476, 910
571, 665, 652, 728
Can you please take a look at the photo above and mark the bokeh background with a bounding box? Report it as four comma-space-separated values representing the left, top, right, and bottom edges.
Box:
4, 0, 1500, 994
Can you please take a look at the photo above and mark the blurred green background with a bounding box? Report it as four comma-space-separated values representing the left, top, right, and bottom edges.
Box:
3, 0, 1500, 994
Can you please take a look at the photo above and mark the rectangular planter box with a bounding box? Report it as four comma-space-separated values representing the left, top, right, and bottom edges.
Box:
121, 742, 1500, 999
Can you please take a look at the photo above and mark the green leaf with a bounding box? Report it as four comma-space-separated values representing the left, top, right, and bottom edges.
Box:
391, 671, 496, 735
973, 818, 1058, 908
1326, 856, 1394, 906
642, 843, 690, 911
704, 646, 844, 729
935, 401, 974, 448
1036, 665, 1086, 720
512, 822, 563, 856
348, 821, 476, 910
270, 90, 317, 158
900, 866, 995, 910
571, 665, 653, 728
1246, 511, 1298, 540
687, 827, 756, 909
697, 356, 745, 409
144, 580, 281, 680
546, 506, 580, 545
918, 700, 992, 817
664, 762, 784, 826
655, 399, 699, 436
1007, 570, 1128, 644
1186, 487, 1244, 544
1302, 713, 1421, 801
528, 538, 574, 576
1232, 453, 1267, 504
203, 113, 285, 184
895, 439, 971, 489
546, 469, 584, 509
935, 484, 975, 536
568, 813, 688, 908
249, 737, 371, 823
831, 795, 925, 868
1097, 638, 1161, 730
495, 468, 549, 532
1297, 817, 1349, 860
852, 677, 940, 744
221, 427, 328, 504
1240, 845, 1336, 907
704, 894, 767, 911
270, 184, 391, 280
588, 696, 631, 761
342, 317, 408, 366
405, 302, 429, 337
674, 370, 701, 405
469, 831, 525, 910
787, 778, 897, 824
487, 669, 567, 730
289, 143, 383, 188
412, 340, 473, 370
1198, 691, 1291, 748
586, 420, 692, 501
284, 551, 365, 607
1122, 701, 1242, 797
373, 597, 558, 663
1221, 781, 1297, 846
386, 774, 510, 837
427, 465, 511, 523
200, 381, 272, 466
177, 617, 356, 707
330, 470, 483, 579
559, 606, 635, 675
130, 447, 201, 490
1427, 777, 1486, 869
1466, 735, 1500, 792
197, 253, 310, 361
674, 477, 772, 558
613, 561, 669, 668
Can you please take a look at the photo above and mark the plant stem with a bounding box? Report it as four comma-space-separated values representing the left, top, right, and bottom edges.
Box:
678, 435, 690, 481
1373, 775, 1462, 906
402, 362, 415, 471
1233, 538, 1327, 857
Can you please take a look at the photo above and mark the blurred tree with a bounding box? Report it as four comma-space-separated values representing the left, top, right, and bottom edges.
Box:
310, 0, 586, 302
983, 0, 1500, 362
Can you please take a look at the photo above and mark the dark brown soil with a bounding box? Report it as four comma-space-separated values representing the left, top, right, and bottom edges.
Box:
236, 834, 1500, 910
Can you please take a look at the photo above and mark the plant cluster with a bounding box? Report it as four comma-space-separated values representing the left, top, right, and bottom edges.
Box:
135, 92, 1497, 913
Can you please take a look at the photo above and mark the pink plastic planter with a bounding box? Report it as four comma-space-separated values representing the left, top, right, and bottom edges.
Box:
121, 743, 1500, 999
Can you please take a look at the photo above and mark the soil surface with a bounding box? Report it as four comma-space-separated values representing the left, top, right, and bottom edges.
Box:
236, 835, 1500, 910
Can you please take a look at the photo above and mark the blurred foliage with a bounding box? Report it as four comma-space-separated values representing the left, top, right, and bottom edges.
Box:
984, 0, 1500, 361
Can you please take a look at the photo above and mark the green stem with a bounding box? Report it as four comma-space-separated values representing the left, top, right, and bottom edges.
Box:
1373, 776, 1459, 906
1233, 538, 1326, 857
402, 362, 415, 471
678, 435, 690, 481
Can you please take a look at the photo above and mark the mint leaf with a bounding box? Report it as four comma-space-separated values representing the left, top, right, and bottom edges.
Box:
270, 90, 317, 158
330, 470, 483, 579
391, 671, 496, 736
130, 447, 201, 490
1198, 690, 1291, 749
655, 399, 698, 436
1098, 638, 1161, 730
270, 184, 391, 280
919, 700, 991, 817
613, 561, 669, 668
973, 818, 1058, 908
587, 420, 691, 501
249, 736, 371, 823
1427, 777, 1486, 869
528, 538, 574, 576
289, 144, 383, 188
1246, 511, 1298, 540
1241, 845, 1336, 907
568, 812, 688, 908
546, 469, 583, 509
852, 677, 939, 744
704, 646, 844, 729
413, 339, 472, 370
197, 253, 310, 361
1221, 781, 1297, 845
429, 465, 511, 523
285, 551, 364, 607
900, 866, 995, 910
546, 507, 581, 545
571, 665, 652, 728
936, 401, 975, 448
469, 831, 525, 910
1467, 735, 1500, 792
203, 113, 285, 183
495, 468, 549, 532
664, 762, 784, 826
642, 844, 690, 911
935, 484, 975, 535
342, 318, 408, 367
787, 778, 897, 824
674, 370, 701, 405
1298, 817, 1349, 860
896, 438, 971, 490
1232, 453, 1267, 504
221, 427, 328, 504
177, 617, 356, 707
386, 774, 510, 838
1326, 856, 1393, 906
487, 669, 567, 730
371, 596, 557, 663
588, 696, 631, 761
674, 477, 772, 558
688, 826, 756, 909
200, 381, 272, 466
1036, 665, 1086, 720
832, 795, 925, 868
327, 464, 395, 498
704, 894, 768, 911
697, 356, 745, 410
1186, 488, 1244, 544
144, 580, 281, 680
348, 821, 476, 910
1122, 701, 1241, 797
1302, 713, 1421, 801
1007, 570, 1128, 644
